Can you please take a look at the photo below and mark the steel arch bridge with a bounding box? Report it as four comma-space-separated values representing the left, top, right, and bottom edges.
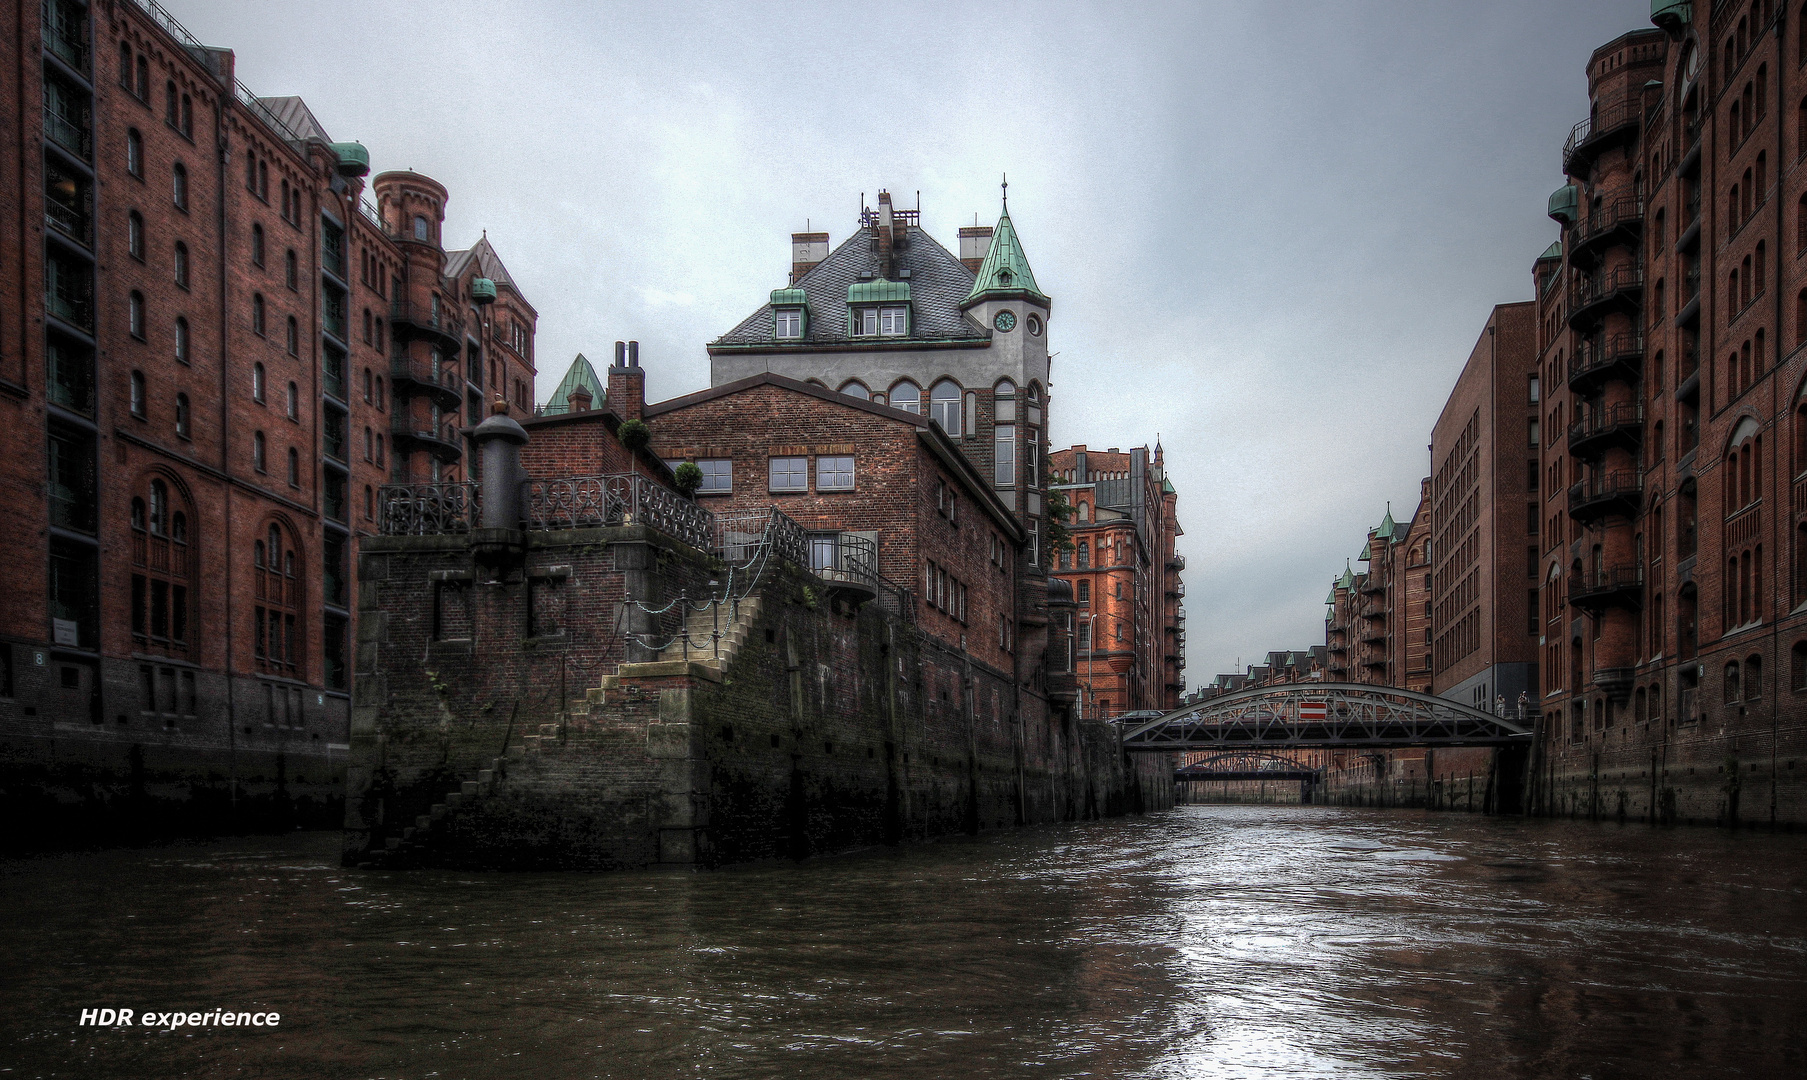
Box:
1174, 750, 1320, 781
1121, 682, 1534, 752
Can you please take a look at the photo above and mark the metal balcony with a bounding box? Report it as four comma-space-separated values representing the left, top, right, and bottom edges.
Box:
390, 357, 465, 410
390, 413, 463, 464
1167, 553, 1186, 571
1567, 565, 1644, 611
1568, 333, 1644, 393
1568, 402, 1644, 458
1563, 93, 1644, 176
1567, 194, 1645, 268
1568, 470, 1644, 521
390, 300, 463, 352
1568, 266, 1644, 331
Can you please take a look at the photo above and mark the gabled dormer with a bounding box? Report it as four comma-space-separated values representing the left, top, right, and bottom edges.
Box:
846, 279, 911, 337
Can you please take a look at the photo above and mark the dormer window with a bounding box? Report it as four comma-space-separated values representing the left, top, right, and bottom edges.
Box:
847, 280, 910, 337
770, 288, 807, 340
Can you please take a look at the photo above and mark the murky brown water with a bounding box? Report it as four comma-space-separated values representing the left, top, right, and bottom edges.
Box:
1, 806, 1803, 1079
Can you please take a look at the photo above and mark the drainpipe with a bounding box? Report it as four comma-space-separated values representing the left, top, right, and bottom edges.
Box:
214, 89, 238, 813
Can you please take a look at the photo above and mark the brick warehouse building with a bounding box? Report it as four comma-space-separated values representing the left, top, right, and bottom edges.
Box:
1047, 444, 1187, 717
1533, 0, 1807, 826
0, 0, 538, 837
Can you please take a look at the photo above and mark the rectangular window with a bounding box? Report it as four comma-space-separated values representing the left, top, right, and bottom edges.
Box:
768, 456, 808, 492
321, 218, 346, 279
816, 455, 854, 491
809, 533, 839, 573
994, 424, 1016, 486
775, 309, 802, 338
698, 459, 732, 494
1528, 375, 1540, 404
879, 306, 907, 336
858, 308, 878, 336
1528, 418, 1540, 447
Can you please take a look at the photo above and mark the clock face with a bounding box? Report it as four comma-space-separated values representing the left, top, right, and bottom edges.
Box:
994, 310, 1016, 332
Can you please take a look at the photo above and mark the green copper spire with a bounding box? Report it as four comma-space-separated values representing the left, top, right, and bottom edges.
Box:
964, 203, 1047, 307
547, 352, 605, 412
1337, 563, 1355, 590
1379, 504, 1396, 538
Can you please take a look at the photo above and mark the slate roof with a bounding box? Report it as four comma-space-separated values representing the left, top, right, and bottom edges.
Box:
445, 235, 526, 300
713, 226, 990, 347
255, 96, 332, 143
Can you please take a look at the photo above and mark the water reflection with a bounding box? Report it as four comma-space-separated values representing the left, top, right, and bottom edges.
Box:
1, 806, 1802, 1078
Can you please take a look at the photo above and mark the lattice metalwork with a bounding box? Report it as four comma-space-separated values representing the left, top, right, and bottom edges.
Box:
379, 482, 480, 536
1176, 751, 1319, 777
1121, 682, 1534, 751
526, 473, 714, 550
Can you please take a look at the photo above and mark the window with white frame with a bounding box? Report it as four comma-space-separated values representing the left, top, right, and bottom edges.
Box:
994, 424, 1016, 486
698, 459, 732, 494
775, 308, 803, 339
817, 455, 854, 491
879, 306, 907, 336
768, 456, 808, 492
929, 380, 961, 433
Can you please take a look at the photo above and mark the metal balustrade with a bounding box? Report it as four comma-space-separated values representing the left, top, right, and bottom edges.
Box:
380, 482, 480, 536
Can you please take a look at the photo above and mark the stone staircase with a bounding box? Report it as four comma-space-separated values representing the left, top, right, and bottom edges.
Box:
651, 594, 763, 673
359, 594, 765, 869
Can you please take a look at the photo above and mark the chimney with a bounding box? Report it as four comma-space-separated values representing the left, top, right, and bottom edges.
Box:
875, 190, 896, 278
958, 225, 993, 273
607, 340, 645, 422
790, 231, 829, 285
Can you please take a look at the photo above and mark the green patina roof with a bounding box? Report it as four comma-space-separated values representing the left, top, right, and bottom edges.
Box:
1337, 565, 1355, 590
1379, 507, 1396, 537
1325, 588, 1336, 606
847, 279, 911, 304
770, 287, 808, 306
1358, 539, 1372, 561
1538, 240, 1562, 261
964, 211, 1047, 305
549, 352, 605, 409
1162, 478, 1176, 494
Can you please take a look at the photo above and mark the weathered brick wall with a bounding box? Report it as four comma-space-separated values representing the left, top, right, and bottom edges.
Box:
344, 531, 1167, 870
1539, 724, 1807, 827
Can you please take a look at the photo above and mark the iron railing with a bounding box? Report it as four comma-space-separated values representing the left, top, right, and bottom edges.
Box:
526, 473, 714, 549
1563, 93, 1644, 171
1569, 333, 1644, 384
1567, 565, 1644, 607
380, 482, 480, 536
1572, 266, 1644, 311
1569, 401, 1644, 447
1568, 470, 1643, 515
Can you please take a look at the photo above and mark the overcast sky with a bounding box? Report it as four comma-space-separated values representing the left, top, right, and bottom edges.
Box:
173, 0, 1653, 690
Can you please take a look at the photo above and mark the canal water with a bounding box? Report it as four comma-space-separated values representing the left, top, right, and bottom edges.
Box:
2, 806, 1803, 1079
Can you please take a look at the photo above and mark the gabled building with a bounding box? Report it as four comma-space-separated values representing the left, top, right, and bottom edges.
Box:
1047, 443, 1186, 716
708, 189, 1053, 562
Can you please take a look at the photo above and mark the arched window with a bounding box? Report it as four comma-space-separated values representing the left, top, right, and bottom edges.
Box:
287, 447, 299, 487
364, 485, 374, 520
128, 212, 144, 260
1726, 661, 1742, 703
126, 128, 143, 176
376, 433, 385, 466
252, 293, 265, 336
1747, 654, 1764, 700
179, 94, 192, 138
134, 56, 148, 101
118, 42, 132, 88
175, 393, 190, 439
132, 477, 191, 653
253, 430, 266, 473
285, 249, 297, 290
257, 159, 268, 201
129, 291, 145, 338
1793, 641, 1807, 691
286, 381, 298, 420
172, 163, 187, 210
252, 223, 264, 266
364, 426, 373, 461
838, 379, 871, 400
413, 215, 429, 241
363, 309, 373, 345
254, 523, 300, 675
131, 370, 146, 417
252, 362, 266, 403
374, 318, 385, 352
174, 317, 189, 364
286, 316, 298, 356
375, 376, 385, 410
165, 80, 177, 125
890, 380, 921, 415
173, 241, 188, 288
929, 379, 961, 433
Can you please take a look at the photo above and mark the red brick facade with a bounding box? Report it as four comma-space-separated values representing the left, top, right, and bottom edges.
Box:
0, 0, 536, 836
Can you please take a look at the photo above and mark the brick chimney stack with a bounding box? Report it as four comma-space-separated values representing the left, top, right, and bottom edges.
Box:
608, 340, 645, 422
791, 231, 829, 285
958, 225, 994, 273
875, 190, 896, 278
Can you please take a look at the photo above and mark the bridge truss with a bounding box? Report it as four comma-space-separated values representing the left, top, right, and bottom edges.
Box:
1122, 682, 1534, 752
1174, 750, 1320, 781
